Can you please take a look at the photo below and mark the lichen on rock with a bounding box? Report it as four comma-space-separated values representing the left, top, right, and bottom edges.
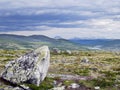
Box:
1, 46, 50, 86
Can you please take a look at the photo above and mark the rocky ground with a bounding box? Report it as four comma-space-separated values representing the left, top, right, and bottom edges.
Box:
0, 48, 120, 90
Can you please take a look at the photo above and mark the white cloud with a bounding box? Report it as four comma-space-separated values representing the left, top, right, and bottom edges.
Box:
58, 18, 120, 30
0, 0, 120, 39
0, 0, 119, 18
0, 0, 91, 9
0, 0, 119, 10
1, 25, 120, 39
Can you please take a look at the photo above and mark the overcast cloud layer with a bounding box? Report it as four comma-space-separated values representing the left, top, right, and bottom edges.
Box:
0, 0, 120, 39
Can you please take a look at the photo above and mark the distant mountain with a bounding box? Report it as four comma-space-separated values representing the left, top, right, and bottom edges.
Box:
1, 34, 120, 51
70, 38, 120, 51
54, 36, 63, 39
0, 34, 87, 50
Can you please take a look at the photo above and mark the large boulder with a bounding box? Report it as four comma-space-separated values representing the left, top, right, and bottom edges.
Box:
1, 46, 50, 86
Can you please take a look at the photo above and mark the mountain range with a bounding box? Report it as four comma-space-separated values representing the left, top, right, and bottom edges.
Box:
70, 38, 120, 51
0, 34, 86, 50
0, 34, 120, 51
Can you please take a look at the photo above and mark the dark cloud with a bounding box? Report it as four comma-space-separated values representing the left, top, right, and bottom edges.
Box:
0, 0, 119, 39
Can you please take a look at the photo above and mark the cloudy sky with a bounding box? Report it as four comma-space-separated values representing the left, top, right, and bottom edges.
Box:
0, 0, 120, 39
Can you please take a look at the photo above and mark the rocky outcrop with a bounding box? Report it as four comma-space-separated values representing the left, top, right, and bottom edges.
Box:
1, 46, 50, 86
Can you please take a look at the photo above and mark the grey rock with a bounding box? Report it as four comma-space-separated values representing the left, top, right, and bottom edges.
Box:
52, 48, 61, 54
94, 86, 100, 90
70, 83, 80, 88
0, 89, 4, 90
1, 46, 50, 86
81, 57, 89, 63
49, 86, 65, 90
1, 85, 31, 90
3, 86, 24, 90
65, 50, 72, 55
20, 85, 31, 90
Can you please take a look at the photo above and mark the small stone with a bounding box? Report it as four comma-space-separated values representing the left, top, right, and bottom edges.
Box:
52, 48, 61, 54
0, 89, 4, 90
71, 83, 80, 88
66, 50, 72, 55
81, 57, 89, 63
20, 85, 31, 90
94, 86, 100, 90
50, 86, 65, 90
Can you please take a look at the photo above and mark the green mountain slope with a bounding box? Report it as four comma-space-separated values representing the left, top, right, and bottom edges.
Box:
70, 39, 120, 51
0, 34, 87, 50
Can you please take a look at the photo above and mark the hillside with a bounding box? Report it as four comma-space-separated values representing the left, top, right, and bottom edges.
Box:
70, 38, 120, 51
0, 34, 87, 50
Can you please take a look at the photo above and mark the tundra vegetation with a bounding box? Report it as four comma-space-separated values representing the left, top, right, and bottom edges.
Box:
0, 49, 120, 90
